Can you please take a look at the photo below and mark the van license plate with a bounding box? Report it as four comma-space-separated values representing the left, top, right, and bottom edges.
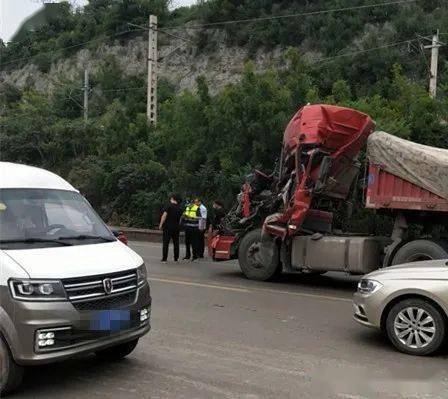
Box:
90, 310, 131, 331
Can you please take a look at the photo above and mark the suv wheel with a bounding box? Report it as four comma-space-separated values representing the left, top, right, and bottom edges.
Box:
386, 298, 446, 356
95, 339, 139, 361
0, 336, 24, 396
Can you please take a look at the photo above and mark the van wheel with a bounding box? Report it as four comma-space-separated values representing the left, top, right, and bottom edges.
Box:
391, 239, 448, 265
95, 339, 139, 361
385, 298, 446, 356
0, 336, 24, 396
238, 229, 281, 281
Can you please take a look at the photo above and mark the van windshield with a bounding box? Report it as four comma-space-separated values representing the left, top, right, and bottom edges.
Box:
0, 189, 115, 249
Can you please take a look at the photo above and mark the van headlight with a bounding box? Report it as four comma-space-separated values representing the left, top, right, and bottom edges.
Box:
137, 264, 147, 286
357, 279, 383, 295
9, 279, 67, 301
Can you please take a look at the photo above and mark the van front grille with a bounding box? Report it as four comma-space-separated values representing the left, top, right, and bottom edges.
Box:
72, 291, 136, 311
62, 270, 138, 311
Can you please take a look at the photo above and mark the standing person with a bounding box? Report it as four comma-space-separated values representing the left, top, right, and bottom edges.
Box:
159, 195, 183, 263
196, 198, 207, 258
182, 199, 200, 261
210, 200, 225, 231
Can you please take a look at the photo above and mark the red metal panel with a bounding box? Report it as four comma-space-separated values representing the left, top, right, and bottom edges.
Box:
366, 165, 448, 212
208, 234, 235, 260
273, 104, 375, 238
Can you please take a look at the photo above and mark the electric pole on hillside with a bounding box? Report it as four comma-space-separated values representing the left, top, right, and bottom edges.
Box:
423, 30, 442, 99
83, 69, 89, 123
147, 15, 158, 125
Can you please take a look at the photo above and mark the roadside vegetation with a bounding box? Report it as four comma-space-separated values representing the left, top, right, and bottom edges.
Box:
1, 0, 447, 228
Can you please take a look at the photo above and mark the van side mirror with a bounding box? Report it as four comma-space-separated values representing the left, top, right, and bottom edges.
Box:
112, 229, 128, 245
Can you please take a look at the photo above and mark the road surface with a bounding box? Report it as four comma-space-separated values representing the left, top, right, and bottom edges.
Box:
16, 241, 448, 398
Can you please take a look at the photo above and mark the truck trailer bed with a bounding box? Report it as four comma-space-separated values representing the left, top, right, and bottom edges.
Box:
366, 165, 448, 212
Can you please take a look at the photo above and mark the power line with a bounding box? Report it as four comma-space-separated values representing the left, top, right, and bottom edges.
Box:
0, 0, 428, 71
158, 43, 188, 63
0, 36, 427, 109
101, 86, 146, 93
0, 33, 435, 127
0, 96, 87, 125
0, 85, 147, 125
314, 38, 419, 64
0, 28, 145, 68
163, 0, 419, 30
414, 40, 431, 76
46, 75, 84, 109
156, 28, 194, 44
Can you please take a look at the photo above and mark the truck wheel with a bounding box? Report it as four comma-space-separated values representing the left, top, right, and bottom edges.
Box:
95, 339, 139, 361
385, 298, 446, 356
0, 336, 24, 396
238, 229, 281, 281
391, 239, 448, 265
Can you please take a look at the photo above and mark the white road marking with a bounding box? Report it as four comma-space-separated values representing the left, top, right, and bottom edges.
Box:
150, 277, 251, 293
133, 241, 353, 302
260, 287, 352, 302
150, 276, 352, 302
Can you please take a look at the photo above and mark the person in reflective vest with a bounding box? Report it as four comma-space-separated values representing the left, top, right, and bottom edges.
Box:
182, 201, 200, 261
196, 198, 208, 258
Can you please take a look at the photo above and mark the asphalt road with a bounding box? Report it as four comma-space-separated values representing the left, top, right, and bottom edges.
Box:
15, 241, 448, 398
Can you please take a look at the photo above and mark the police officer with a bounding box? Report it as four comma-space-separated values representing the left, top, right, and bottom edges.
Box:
196, 198, 207, 258
182, 199, 200, 261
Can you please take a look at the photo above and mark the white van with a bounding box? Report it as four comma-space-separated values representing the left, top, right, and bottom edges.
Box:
0, 162, 151, 395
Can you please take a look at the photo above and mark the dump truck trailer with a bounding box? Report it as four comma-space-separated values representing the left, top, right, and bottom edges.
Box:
209, 104, 448, 281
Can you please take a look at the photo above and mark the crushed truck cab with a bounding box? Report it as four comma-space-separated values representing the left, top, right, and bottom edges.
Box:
210, 104, 448, 281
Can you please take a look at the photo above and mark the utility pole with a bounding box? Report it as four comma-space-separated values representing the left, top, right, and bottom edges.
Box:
424, 30, 441, 99
147, 15, 158, 126
83, 68, 89, 123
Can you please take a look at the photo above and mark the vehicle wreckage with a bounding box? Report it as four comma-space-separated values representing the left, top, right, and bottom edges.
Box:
209, 104, 448, 281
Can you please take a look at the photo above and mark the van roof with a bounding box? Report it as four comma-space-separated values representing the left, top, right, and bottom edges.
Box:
0, 162, 77, 191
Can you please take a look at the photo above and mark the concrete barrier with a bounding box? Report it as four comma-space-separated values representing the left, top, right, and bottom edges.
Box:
109, 226, 167, 243
110, 226, 210, 244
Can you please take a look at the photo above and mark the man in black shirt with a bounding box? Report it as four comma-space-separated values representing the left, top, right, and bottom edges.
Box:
159, 195, 183, 263
211, 200, 225, 231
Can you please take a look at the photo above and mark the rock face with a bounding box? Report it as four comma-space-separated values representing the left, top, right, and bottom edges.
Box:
1, 30, 285, 94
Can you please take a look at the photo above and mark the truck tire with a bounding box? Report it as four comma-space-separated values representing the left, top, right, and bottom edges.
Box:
95, 339, 139, 361
238, 229, 281, 281
385, 298, 446, 356
391, 239, 448, 265
0, 336, 24, 396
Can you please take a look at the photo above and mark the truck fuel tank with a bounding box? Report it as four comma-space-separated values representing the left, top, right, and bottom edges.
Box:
291, 235, 388, 275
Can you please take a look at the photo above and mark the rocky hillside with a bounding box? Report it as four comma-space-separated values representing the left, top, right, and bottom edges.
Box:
1, 29, 284, 94
2, 0, 446, 96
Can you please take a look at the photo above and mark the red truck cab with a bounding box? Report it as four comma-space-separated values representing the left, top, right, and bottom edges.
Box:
210, 104, 448, 281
